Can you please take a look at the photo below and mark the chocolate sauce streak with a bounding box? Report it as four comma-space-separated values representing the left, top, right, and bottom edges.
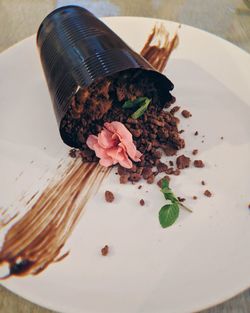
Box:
141, 24, 180, 72
0, 209, 18, 230
0, 161, 109, 278
0, 24, 177, 278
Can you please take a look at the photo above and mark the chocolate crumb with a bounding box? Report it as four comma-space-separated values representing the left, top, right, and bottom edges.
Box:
201, 140, 204, 143
179, 129, 185, 134
147, 175, 155, 184
142, 167, 153, 179
248, 204, 250, 209
177, 197, 186, 202
169, 160, 174, 166
138, 185, 142, 189
181, 110, 192, 118
220, 136, 224, 140
192, 149, 198, 155
156, 161, 168, 173
69, 149, 78, 158
129, 173, 142, 182
101, 245, 109, 256
170, 106, 180, 115
194, 131, 199, 136
120, 174, 129, 184
162, 144, 177, 156
157, 176, 170, 188
105, 191, 114, 203
193, 196, 197, 200
204, 190, 212, 197
173, 169, 181, 176
201, 180, 206, 185
165, 167, 174, 175
194, 160, 205, 168
176, 155, 191, 169
140, 199, 145, 206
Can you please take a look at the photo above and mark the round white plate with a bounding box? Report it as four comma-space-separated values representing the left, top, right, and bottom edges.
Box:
0, 17, 250, 313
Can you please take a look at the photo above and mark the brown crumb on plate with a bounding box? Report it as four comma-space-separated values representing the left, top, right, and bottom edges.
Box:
201, 180, 206, 185
193, 196, 198, 200
147, 175, 155, 184
194, 160, 205, 168
170, 106, 180, 115
192, 149, 198, 155
204, 190, 212, 197
140, 199, 145, 206
181, 110, 192, 118
173, 169, 181, 176
156, 161, 168, 173
69, 148, 78, 158
177, 197, 186, 202
194, 131, 199, 136
105, 191, 114, 203
176, 155, 191, 169
101, 245, 109, 256
120, 174, 129, 184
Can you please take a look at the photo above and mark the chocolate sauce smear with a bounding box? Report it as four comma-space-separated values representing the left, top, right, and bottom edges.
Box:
141, 24, 180, 72
0, 161, 109, 278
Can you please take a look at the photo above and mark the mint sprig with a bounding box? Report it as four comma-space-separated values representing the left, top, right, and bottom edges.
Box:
122, 97, 151, 119
159, 203, 179, 228
131, 98, 151, 119
122, 97, 147, 109
159, 178, 192, 228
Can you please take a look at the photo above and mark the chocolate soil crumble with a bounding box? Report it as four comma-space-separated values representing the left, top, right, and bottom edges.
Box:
62, 69, 185, 182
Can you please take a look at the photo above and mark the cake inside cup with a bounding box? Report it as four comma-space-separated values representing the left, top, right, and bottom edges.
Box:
60, 69, 184, 182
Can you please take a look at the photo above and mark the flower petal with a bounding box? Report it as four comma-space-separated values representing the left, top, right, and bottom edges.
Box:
104, 121, 132, 142
86, 135, 98, 150
87, 121, 141, 169
99, 157, 116, 167
106, 146, 132, 168
98, 128, 116, 149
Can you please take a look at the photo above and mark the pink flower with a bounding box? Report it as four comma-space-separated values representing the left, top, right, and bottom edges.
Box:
86, 121, 142, 169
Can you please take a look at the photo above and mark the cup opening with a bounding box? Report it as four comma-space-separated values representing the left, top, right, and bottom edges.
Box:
59, 68, 175, 148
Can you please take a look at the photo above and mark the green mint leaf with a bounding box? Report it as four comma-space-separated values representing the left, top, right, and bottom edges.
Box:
159, 203, 179, 228
161, 178, 169, 190
162, 191, 178, 203
131, 98, 151, 119
122, 97, 147, 109
161, 179, 178, 203
161, 187, 171, 194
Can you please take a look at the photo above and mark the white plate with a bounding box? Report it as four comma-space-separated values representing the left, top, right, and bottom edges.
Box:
0, 17, 250, 313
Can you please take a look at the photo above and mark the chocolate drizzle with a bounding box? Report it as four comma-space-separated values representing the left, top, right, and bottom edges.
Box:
0, 161, 109, 278
141, 24, 180, 72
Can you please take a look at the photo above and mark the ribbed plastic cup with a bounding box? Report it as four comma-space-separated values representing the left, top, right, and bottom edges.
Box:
37, 5, 174, 145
